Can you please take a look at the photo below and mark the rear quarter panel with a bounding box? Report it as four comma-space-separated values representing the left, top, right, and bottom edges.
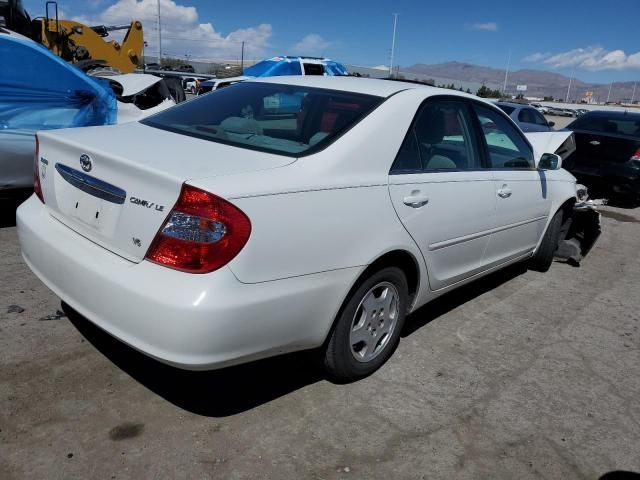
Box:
189, 88, 432, 285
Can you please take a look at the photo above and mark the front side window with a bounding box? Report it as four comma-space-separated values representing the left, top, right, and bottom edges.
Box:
142, 82, 381, 156
473, 104, 534, 169
391, 99, 480, 173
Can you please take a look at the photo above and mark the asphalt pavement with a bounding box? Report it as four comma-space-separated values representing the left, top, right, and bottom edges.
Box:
1, 196, 639, 479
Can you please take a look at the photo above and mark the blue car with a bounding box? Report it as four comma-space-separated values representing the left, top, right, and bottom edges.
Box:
197, 56, 348, 95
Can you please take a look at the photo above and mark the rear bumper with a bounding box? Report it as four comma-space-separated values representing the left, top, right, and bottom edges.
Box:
17, 195, 357, 369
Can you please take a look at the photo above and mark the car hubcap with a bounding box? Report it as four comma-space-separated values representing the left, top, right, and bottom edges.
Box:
349, 282, 400, 363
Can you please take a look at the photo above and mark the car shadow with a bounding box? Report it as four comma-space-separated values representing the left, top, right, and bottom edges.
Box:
64, 303, 325, 417
0, 189, 31, 228
599, 472, 640, 480
401, 262, 528, 337
63, 263, 530, 417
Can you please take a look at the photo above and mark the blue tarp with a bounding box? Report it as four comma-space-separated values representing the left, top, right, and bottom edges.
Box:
243, 56, 349, 78
0, 31, 117, 131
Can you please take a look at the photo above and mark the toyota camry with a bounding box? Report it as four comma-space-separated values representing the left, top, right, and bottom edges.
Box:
17, 76, 599, 382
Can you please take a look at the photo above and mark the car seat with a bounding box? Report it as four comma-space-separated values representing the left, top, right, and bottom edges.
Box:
415, 109, 457, 169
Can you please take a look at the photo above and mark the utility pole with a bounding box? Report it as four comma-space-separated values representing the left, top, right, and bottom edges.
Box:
389, 13, 398, 78
240, 41, 245, 70
502, 50, 511, 95
631, 82, 637, 104
157, 0, 162, 64
606, 82, 613, 103
565, 66, 574, 103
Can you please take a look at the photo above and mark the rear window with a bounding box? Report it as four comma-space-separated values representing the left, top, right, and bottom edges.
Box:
569, 113, 640, 138
497, 104, 515, 115
141, 82, 382, 156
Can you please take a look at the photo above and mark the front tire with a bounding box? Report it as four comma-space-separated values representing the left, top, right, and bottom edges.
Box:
323, 267, 409, 382
529, 209, 563, 272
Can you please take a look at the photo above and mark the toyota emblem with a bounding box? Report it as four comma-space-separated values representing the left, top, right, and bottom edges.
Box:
79, 154, 92, 172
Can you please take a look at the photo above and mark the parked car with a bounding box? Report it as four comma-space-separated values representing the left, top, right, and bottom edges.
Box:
545, 106, 565, 116
184, 78, 200, 94
495, 102, 555, 132
0, 30, 176, 191
531, 103, 549, 114
564, 110, 640, 199
144, 62, 160, 70
177, 64, 195, 73
18, 77, 599, 382
197, 55, 348, 95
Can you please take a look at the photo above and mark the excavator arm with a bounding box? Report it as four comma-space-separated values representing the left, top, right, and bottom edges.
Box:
0, 0, 144, 73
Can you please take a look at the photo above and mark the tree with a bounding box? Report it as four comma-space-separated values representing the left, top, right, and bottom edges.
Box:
476, 85, 491, 98
466, 88, 472, 94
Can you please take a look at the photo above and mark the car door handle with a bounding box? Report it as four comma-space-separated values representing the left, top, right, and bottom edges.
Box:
497, 185, 512, 199
403, 191, 429, 208
589, 140, 600, 146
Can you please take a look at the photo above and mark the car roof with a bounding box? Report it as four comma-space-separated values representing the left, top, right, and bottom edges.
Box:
253, 75, 479, 99
495, 101, 529, 108
580, 110, 640, 119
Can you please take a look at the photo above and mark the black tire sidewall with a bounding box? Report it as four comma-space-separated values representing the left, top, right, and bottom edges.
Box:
530, 209, 563, 272
325, 267, 409, 381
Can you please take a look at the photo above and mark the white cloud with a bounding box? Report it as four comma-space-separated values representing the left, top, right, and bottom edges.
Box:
525, 46, 640, 71
372, 65, 388, 70
470, 22, 498, 32
290, 34, 330, 56
73, 0, 272, 60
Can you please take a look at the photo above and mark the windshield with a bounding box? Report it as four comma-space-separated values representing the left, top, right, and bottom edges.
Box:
243, 58, 303, 77
141, 82, 382, 156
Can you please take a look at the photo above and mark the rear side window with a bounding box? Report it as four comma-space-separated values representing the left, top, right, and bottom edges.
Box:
518, 108, 536, 124
473, 104, 534, 169
142, 82, 381, 156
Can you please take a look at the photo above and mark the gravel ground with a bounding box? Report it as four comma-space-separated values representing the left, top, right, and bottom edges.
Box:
1, 196, 639, 480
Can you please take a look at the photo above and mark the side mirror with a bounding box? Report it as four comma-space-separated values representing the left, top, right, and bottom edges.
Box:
538, 153, 562, 170
547, 121, 555, 127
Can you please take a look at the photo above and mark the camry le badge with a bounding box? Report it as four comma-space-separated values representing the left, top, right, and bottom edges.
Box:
79, 154, 92, 172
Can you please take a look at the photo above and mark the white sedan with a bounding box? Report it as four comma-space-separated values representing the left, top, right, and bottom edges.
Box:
18, 76, 598, 382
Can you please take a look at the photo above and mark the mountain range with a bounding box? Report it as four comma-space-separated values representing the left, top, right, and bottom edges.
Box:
400, 62, 638, 102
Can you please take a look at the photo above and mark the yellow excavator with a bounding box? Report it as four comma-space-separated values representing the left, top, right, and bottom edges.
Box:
0, 0, 144, 73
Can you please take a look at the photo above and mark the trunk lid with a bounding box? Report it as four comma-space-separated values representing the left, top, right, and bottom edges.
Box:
38, 122, 294, 262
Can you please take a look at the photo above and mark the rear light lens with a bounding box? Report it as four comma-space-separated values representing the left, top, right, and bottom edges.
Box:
628, 148, 640, 169
33, 135, 44, 203
145, 184, 251, 273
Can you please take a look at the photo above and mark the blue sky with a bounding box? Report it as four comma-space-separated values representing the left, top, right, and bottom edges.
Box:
24, 0, 640, 83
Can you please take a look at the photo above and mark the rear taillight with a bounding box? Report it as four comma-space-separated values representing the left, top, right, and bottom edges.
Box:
631, 148, 640, 162
33, 135, 44, 203
145, 184, 251, 273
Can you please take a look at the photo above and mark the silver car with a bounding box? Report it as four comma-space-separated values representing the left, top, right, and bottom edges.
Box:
495, 102, 555, 132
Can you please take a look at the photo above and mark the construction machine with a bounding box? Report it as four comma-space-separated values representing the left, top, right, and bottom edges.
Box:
0, 0, 143, 73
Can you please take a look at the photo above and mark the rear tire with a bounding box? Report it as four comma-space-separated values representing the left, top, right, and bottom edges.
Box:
529, 209, 563, 272
323, 267, 409, 382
